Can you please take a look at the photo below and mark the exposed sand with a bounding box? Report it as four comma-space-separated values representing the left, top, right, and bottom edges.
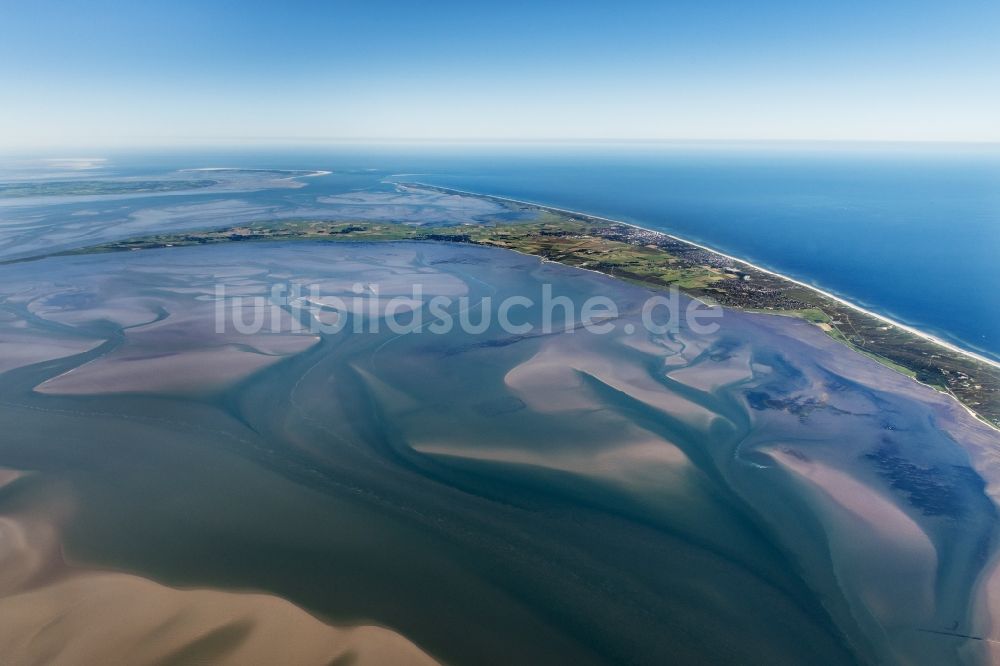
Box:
0, 493, 438, 666
0, 468, 25, 488
35, 299, 319, 395
0, 575, 439, 666
767, 448, 938, 628
971, 552, 1000, 661
666, 346, 753, 392
503, 347, 596, 413
504, 343, 718, 428
36, 345, 312, 395
943, 407, 1000, 654
416, 429, 691, 488
30, 295, 164, 329
0, 332, 102, 375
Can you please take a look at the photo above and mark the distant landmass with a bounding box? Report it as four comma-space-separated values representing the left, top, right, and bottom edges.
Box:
0, 179, 217, 197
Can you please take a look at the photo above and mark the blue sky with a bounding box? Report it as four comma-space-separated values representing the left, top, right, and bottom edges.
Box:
1, 0, 998, 147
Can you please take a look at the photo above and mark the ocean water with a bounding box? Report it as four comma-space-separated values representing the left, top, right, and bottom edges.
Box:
3, 142, 998, 359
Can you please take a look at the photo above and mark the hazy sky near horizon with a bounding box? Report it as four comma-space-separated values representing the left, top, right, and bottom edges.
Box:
1, 0, 998, 148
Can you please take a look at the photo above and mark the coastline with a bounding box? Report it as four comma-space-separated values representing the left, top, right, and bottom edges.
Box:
403, 182, 1000, 371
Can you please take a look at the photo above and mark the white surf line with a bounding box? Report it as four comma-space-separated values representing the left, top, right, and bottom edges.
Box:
180, 168, 332, 178
291, 170, 332, 178
404, 182, 1000, 371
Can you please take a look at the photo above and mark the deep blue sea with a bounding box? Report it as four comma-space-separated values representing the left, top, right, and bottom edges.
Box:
5, 142, 999, 360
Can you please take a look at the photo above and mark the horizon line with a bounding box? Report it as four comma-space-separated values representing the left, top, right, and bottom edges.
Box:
3, 137, 1000, 153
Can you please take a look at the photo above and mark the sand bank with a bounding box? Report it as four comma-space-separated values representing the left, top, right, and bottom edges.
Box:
0, 491, 438, 666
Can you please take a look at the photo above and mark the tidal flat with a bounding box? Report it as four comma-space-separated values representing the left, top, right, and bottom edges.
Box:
1, 241, 999, 665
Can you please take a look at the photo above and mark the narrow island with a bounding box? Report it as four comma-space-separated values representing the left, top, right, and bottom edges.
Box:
0, 179, 218, 198
21, 183, 1000, 429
